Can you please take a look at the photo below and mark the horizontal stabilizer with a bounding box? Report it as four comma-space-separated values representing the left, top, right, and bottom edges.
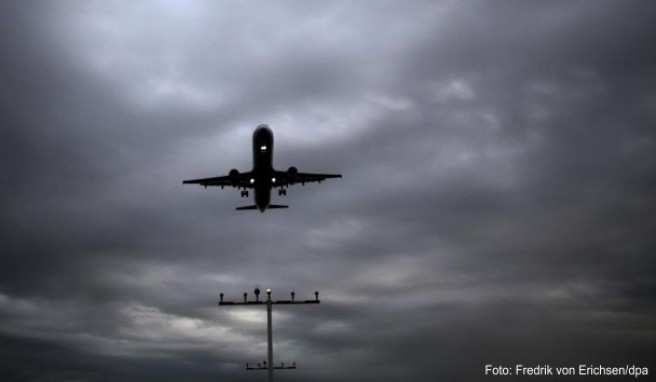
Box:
236, 205, 258, 210
235, 204, 288, 211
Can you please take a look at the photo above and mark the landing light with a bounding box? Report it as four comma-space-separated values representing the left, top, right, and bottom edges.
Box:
272, 177, 276, 183
260, 145, 267, 152
250, 178, 255, 184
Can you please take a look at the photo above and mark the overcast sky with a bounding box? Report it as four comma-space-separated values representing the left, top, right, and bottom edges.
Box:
1, 1, 655, 381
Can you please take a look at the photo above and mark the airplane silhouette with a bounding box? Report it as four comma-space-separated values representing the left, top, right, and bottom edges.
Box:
183, 124, 342, 212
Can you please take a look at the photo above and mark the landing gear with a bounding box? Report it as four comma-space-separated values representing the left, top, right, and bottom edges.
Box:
278, 188, 287, 196
241, 190, 249, 198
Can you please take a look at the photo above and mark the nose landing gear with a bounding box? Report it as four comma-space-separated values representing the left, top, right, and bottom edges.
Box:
278, 189, 287, 196
241, 190, 249, 198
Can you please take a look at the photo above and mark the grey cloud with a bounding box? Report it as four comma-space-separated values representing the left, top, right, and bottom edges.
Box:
1, 1, 655, 381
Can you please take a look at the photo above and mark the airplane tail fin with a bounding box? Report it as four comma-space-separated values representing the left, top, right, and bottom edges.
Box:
236, 205, 258, 210
268, 205, 288, 209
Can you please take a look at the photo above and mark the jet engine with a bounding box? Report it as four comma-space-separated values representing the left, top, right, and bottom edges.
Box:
287, 166, 298, 184
229, 169, 240, 186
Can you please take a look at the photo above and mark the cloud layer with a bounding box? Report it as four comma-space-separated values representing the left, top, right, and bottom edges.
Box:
1, 1, 655, 381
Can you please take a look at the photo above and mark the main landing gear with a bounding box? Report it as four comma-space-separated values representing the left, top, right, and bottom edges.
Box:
278, 189, 287, 196
241, 190, 249, 198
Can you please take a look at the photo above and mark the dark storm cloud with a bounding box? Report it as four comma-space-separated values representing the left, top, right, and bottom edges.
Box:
1, 1, 655, 381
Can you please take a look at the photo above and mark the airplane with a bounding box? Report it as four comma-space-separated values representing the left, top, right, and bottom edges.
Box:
183, 124, 342, 212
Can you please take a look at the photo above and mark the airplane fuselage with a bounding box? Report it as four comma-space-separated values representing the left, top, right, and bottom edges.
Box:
251, 125, 275, 212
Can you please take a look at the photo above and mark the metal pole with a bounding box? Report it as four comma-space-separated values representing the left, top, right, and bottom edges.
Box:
267, 289, 273, 382
218, 288, 319, 379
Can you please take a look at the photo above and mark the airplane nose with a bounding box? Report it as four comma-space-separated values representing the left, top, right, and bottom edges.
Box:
254, 124, 273, 138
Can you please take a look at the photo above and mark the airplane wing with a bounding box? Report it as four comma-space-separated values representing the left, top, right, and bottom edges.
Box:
273, 169, 341, 187
183, 171, 254, 188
